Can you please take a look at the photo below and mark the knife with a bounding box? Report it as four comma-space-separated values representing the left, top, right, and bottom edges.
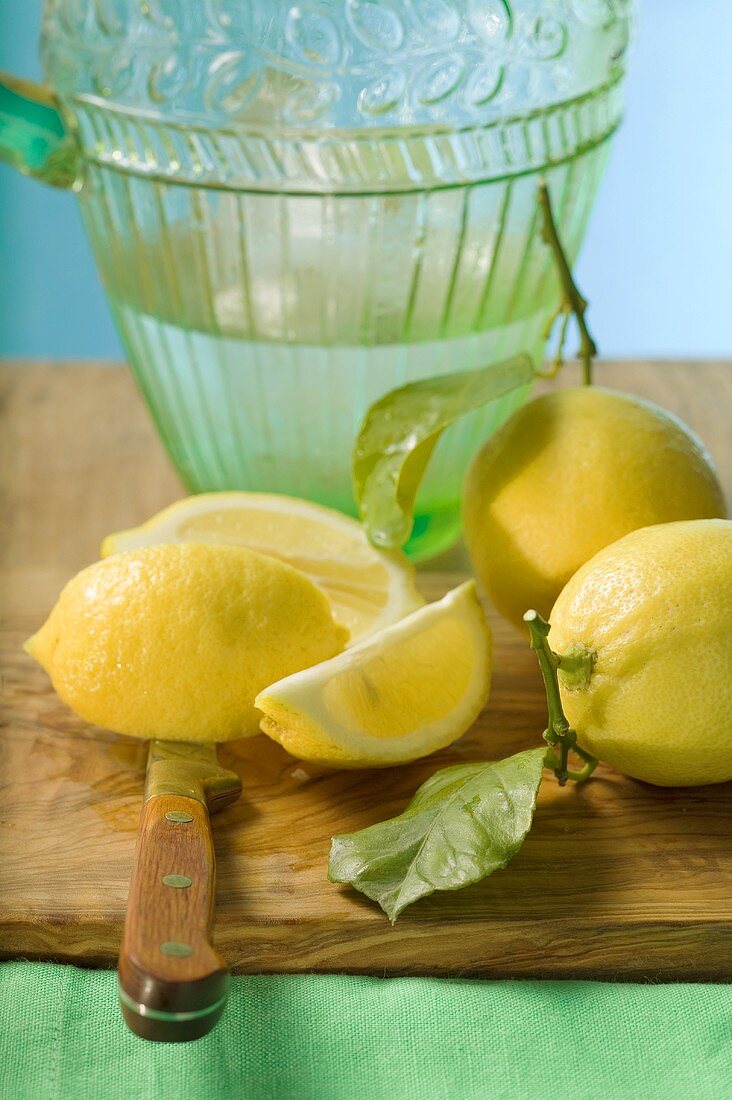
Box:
118, 740, 242, 1042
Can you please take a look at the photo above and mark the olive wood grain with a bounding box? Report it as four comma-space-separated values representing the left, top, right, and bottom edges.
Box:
118, 794, 229, 1042
1, 360, 731, 981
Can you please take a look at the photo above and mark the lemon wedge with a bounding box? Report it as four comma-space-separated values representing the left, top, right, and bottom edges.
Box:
102, 492, 422, 643
256, 581, 492, 768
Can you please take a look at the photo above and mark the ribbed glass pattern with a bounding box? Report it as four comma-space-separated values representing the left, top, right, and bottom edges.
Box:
77, 93, 613, 557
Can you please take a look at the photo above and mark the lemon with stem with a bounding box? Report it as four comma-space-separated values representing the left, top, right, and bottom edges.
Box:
526, 519, 732, 788
464, 387, 727, 630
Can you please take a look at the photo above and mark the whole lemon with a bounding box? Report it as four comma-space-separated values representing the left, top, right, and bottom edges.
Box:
25, 543, 347, 742
463, 387, 726, 629
549, 519, 732, 787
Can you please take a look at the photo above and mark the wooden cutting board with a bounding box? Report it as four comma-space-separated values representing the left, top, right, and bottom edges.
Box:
1, 360, 731, 981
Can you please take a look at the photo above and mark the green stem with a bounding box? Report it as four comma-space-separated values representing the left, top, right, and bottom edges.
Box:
537, 180, 598, 386
524, 609, 599, 787
557, 644, 596, 690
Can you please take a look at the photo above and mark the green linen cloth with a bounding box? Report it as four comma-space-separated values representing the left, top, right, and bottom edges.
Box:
1, 963, 729, 1100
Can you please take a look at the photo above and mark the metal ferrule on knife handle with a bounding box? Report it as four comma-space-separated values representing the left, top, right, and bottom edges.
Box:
118, 741, 242, 1042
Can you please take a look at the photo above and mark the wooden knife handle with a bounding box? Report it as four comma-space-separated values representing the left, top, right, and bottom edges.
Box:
118, 794, 230, 1042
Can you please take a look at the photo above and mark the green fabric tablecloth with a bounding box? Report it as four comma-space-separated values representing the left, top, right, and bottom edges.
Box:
1, 963, 729, 1100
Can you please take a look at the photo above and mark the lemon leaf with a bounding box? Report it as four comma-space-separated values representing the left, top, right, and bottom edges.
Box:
353, 354, 535, 548
328, 747, 546, 922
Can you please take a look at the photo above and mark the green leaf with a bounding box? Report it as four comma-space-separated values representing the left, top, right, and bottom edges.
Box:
352, 354, 535, 549
329, 747, 546, 922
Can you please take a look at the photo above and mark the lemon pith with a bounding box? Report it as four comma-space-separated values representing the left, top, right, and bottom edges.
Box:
550, 519, 732, 787
101, 492, 423, 643
25, 543, 347, 743
464, 387, 727, 629
256, 581, 492, 768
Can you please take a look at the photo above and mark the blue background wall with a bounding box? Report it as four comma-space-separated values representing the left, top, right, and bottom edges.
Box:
1, 2, 731, 359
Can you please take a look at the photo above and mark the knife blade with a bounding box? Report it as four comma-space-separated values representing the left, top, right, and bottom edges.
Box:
118, 740, 242, 1042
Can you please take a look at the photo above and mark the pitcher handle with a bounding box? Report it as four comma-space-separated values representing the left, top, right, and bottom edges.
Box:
0, 71, 79, 189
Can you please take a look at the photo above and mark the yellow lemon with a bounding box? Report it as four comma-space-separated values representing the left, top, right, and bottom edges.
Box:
549, 519, 732, 787
256, 581, 491, 768
101, 492, 423, 644
25, 543, 347, 742
463, 387, 726, 629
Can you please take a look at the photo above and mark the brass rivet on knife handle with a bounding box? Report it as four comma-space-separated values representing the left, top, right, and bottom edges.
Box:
165, 811, 193, 823
162, 874, 192, 889
160, 940, 193, 957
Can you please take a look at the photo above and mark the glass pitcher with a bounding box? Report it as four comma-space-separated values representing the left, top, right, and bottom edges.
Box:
0, 1, 633, 558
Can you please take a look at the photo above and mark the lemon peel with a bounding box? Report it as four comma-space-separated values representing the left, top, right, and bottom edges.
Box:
464, 387, 727, 629
25, 543, 347, 742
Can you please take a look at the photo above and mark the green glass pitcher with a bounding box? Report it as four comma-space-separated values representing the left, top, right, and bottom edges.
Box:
0, 1, 633, 558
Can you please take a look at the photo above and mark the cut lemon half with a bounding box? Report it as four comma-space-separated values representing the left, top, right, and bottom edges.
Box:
102, 492, 423, 643
255, 581, 492, 768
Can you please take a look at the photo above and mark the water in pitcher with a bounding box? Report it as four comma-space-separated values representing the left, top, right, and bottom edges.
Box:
89, 175, 577, 558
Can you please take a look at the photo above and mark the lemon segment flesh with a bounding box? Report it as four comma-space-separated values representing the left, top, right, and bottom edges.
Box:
101, 492, 423, 643
550, 519, 732, 787
256, 581, 492, 768
25, 543, 347, 743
